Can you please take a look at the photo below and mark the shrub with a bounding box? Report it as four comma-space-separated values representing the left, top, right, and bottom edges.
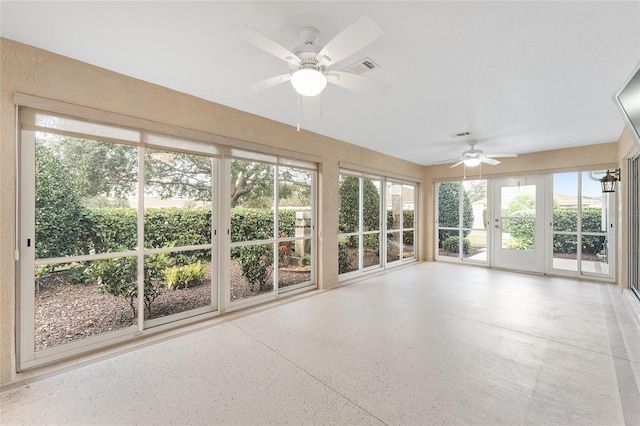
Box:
338, 242, 356, 274
67, 265, 91, 285
441, 235, 471, 254
339, 176, 380, 233
437, 182, 474, 239
235, 244, 273, 293
165, 262, 206, 290
90, 253, 169, 317
35, 142, 83, 259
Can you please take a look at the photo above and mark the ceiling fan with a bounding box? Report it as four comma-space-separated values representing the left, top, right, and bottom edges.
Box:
236, 16, 391, 98
434, 140, 517, 168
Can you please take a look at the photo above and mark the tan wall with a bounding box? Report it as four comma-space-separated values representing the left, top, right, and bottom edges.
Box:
421, 143, 619, 261
617, 127, 639, 291
0, 38, 424, 385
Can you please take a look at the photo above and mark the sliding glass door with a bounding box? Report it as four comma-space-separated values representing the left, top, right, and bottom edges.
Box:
551, 171, 614, 279
18, 108, 316, 369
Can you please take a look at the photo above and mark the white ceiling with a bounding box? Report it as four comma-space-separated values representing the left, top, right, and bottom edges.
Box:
2, 1, 639, 165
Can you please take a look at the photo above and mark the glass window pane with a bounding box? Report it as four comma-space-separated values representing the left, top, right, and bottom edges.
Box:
553, 234, 578, 271
278, 239, 312, 290
339, 175, 360, 234
34, 257, 137, 351
230, 243, 274, 302
463, 180, 487, 261
363, 233, 381, 268
502, 218, 535, 250
387, 232, 401, 262
501, 185, 536, 218
402, 185, 415, 229
387, 182, 403, 230
581, 235, 609, 275
145, 149, 213, 248
338, 236, 360, 274
581, 172, 605, 233
231, 160, 275, 243
437, 182, 460, 228
145, 249, 213, 321
553, 172, 578, 232
278, 167, 311, 237
35, 134, 138, 259
362, 178, 381, 232
438, 229, 461, 257
402, 231, 414, 258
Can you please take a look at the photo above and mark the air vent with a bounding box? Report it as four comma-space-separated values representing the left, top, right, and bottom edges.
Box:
342, 57, 380, 75
449, 131, 471, 138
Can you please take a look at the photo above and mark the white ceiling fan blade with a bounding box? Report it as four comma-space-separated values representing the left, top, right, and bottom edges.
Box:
480, 157, 501, 165
486, 153, 517, 158
316, 16, 383, 67
327, 71, 391, 97
432, 157, 464, 165
237, 74, 291, 96
236, 24, 301, 67
449, 160, 465, 168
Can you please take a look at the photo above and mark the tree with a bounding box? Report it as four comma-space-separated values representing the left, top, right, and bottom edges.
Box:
438, 182, 473, 231
339, 176, 380, 234
45, 136, 287, 208
437, 182, 474, 253
35, 142, 83, 259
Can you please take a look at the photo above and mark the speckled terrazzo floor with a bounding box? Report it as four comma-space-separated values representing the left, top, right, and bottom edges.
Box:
2, 262, 640, 425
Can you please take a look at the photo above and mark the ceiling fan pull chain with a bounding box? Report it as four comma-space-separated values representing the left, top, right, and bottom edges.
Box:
297, 93, 301, 132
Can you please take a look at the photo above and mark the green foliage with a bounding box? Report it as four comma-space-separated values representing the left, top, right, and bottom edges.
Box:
45, 137, 138, 200
438, 182, 473, 241
441, 236, 471, 254
506, 237, 534, 250
231, 208, 274, 242
78, 208, 138, 254
339, 176, 380, 234
553, 208, 605, 254
90, 253, 169, 317
164, 262, 206, 290
231, 160, 274, 208
235, 245, 273, 293
502, 195, 535, 247
67, 265, 91, 285
386, 210, 415, 229
35, 142, 83, 259
505, 195, 535, 214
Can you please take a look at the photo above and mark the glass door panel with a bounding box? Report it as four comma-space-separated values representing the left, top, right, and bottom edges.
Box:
277, 166, 313, 290
363, 233, 381, 268
463, 180, 487, 261
144, 149, 215, 324
492, 177, 545, 273
31, 134, 139, 353
229, 160, 275, 303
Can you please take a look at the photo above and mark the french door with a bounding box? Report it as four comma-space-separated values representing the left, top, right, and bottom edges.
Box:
491, 177, 546, 273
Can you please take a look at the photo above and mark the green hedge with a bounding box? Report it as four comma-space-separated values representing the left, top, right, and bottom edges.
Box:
53, 207, 298, 264
553, 208, 606, 254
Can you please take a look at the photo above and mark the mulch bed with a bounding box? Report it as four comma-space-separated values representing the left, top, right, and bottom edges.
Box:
34, 262, 310, 351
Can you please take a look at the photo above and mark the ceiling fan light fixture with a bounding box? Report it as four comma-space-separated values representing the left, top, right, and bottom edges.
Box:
291, 67, 327, 96
463, 158, 482, 167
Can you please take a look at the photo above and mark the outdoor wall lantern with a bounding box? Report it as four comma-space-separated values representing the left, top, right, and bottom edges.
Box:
600, 168, 621, 193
